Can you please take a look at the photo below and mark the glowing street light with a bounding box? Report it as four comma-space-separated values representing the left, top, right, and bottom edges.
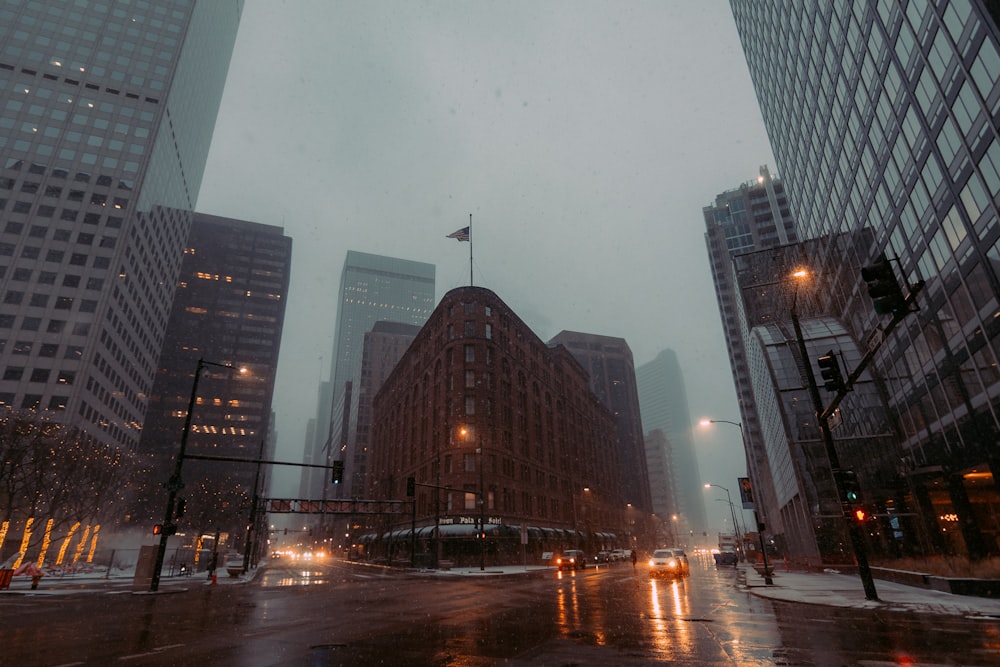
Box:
149, 358, 245, 592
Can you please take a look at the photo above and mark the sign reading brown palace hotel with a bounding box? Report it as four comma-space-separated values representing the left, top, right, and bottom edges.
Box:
369, 286, 626, 566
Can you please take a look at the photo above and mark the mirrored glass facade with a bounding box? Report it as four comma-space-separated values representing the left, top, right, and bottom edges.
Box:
732, 0, 1000, 558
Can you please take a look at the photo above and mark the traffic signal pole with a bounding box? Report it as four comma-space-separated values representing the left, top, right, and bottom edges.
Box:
790, 302, 879, 600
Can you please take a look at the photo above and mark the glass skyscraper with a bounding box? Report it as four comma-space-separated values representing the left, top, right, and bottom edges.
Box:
0, 1, 242, 452
635, 348, 708, 538
731, 0, 1000, 558
302, 251, 435, 502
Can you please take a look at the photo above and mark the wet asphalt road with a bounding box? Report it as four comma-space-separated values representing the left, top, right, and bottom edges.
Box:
3, 554, 999, 665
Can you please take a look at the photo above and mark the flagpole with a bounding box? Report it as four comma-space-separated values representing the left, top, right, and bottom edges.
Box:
468, 213, 473, 286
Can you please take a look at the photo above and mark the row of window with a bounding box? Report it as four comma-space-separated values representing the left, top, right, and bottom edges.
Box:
0, 392, 67, 411
2, 366, 74, 384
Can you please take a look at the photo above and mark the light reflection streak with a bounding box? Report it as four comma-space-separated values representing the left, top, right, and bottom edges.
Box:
555, 576, 581, 637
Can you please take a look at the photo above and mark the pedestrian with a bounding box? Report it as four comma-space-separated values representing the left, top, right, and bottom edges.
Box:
207, 553, 218, 584
631, 550, 637, 569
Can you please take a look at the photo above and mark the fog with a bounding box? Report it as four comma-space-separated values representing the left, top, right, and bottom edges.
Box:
196, 0, 776, 533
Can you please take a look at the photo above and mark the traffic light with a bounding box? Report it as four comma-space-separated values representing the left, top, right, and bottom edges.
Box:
406, 476, 415, 497
331, 460, 344, 484
861, 255, 906, 315
833, 468, 861, 504
817, 350, 846, 393
154, 523, 177, 536
853, 507, 867, 522
175, 498, 186, 519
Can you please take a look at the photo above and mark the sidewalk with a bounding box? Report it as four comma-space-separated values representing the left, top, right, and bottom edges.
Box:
739, 563, 1000, 618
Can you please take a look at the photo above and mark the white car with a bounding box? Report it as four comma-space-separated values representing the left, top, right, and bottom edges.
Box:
648, 548, 686, 578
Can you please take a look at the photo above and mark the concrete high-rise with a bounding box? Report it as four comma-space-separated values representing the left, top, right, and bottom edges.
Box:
635, 349, 708, 539
0, 1, 241, 452
703, 166, 799, 545
135, 213, 291, 541
547, 331, 654, 540
731, 1, 1000, 559
302, 251, 435, 500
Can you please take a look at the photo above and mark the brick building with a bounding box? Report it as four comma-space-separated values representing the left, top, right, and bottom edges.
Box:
368, 286, 625, 566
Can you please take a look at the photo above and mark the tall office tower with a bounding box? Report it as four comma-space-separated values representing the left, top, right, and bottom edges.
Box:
304, 251, 435, 500
703, 166, 799, 543
369, 286, 625, 565
353, 321, 421, 499
635, 349, 708, 539
548, 331, 654, 526
135, 212, 291, 541
731, 1, 1000, 559
299, 381, 332, 501
0, 2, 241, 453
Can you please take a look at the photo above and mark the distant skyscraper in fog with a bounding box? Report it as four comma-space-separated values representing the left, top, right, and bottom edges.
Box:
302, 251, 435, 499
635, 349, 707, 536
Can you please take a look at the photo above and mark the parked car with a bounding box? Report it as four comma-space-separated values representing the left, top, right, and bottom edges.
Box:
648, 548, 686, 578
594, 550, 611, 563
556, 549, 587, 571
713, 547, 738, 566
610, 549, 626, 561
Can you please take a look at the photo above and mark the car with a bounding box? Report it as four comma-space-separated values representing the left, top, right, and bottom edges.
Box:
556, 549, 587, 571
594, 551, 611, 563
609, 549, 626, 561
648, 548, 687, 578
666, 548, 689, 575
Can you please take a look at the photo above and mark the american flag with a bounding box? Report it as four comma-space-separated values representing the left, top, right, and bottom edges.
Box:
446, 226, 470, 242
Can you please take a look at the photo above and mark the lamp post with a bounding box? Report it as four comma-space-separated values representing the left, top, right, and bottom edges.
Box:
459, 425, 486, 571
704, 483, 743, 558
700, 418, 772, 584
242, 438, 266, 574
149, 358, 241, 592
790, 269, 878, 600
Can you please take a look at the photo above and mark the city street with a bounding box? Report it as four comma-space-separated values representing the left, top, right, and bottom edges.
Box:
3, 553, 1000, 665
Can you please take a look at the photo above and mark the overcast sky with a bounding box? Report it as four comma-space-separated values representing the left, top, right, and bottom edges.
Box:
196, 0, 776, 534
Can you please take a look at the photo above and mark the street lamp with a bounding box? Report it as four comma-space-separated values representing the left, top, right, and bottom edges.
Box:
789, 269, 878, 600
699, 418, 773, 584
149, 357, 244, 592
704, 483, 743, 560
459, 425, 485, 572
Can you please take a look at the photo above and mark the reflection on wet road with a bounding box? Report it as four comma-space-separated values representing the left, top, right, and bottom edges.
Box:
3, 554, 999, 665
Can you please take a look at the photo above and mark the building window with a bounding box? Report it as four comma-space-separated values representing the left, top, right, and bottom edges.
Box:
30, 368, 50, 383
3, 367, 24, 380
464, 344, 475, 362
465, 370, 475, 388
485, 323, 492, 340
465, 395, 475, 415
21, 395, 41, 410
47, 395, 68, 410
464, 320, 475, 337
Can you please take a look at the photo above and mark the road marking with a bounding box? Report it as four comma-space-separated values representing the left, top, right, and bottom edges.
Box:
118, 644, 185, 661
